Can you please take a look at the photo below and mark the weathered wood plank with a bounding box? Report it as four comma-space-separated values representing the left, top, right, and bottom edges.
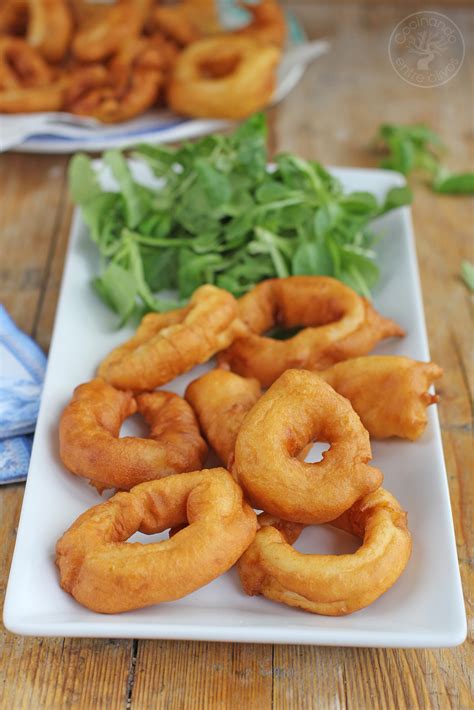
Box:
131, 641, 273, 709
0, 154, 68, 335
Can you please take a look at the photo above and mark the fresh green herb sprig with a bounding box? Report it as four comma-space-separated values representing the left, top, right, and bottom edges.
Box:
461, 260, 474, 292
69, 114, 412, 325
376, 123, 474, 195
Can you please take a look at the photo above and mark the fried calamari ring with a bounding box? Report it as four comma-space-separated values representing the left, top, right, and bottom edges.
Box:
59, 378, 207, 492
26, 0, 73, 63
0, 0, 28, 36
67, 40, 164, 123
238, 488, 412, 616
0, 36, 52, 89
188, 355, 441, 461
218, 276, 404, 387
0, 36, 65, 111
233, 369, 382, 524
72, 0, 153, 62
98, 285, 247, 392
185, 369, 314, 467
320, 356, 442, 440
56, 468, 257, 613
182, 0, 220, 35
150, 5, 201, 47
167, 35, 280, 120
185, 369, 261, 467
234, 0, 287, 48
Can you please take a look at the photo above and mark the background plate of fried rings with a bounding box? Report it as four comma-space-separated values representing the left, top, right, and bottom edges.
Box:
4, 167, 466, 646
9, 10, 312, 154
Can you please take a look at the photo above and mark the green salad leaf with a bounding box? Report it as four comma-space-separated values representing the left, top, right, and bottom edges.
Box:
376, 123, 474, 195
68, 114, 412, 325
461, 260, 474, 292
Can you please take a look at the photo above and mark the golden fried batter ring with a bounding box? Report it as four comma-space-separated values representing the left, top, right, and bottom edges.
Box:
233, 369, 383, 524
167, 35, 280, 120
59, 378, 207, 492
218, 276, 404, 387
320, 356, 443, 440
0, 0, 28, 36
67, 44, 163, 123
98, 285, 247, 392
26, 0, 73, 63
0, 36, 65, 111
182, 0, 220, 35
185, 369, 261, 467
72, 0, 153, 62
150, 6, 201, 47
234, 0, 287, 48
0, 36, 52, 89
56, 468, 257, 613
238, 488, 412, 616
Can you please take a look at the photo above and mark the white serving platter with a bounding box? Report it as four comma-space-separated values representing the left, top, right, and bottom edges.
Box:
4, 167, 466, 647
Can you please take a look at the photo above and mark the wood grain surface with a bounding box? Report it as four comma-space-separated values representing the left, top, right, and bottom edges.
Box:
0, 3, 473, 709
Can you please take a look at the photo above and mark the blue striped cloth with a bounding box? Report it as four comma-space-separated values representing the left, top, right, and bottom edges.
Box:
0, 306, 46, 483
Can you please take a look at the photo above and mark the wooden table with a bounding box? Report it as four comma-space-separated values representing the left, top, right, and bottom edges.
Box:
1, 3, 472, 708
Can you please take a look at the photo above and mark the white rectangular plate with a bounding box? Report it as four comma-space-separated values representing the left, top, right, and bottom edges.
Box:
4, 168, 466, 647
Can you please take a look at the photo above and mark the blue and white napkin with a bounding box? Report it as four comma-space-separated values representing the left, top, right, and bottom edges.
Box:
0, 306, 46, 483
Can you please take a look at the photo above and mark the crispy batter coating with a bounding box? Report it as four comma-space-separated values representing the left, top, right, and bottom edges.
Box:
234, 0, 287, 48
233, 369, 383, 524
56, 468, 257, 613
72, 0, 153, 63
185, 369, 261, 467
98, 284, 247, 392
182, 0, 221, 35
237, 488, 412, 616
188, 355, 441, 461
0, 0, 28, 36
167, 35, 280, 120
218, 276, 404, 387
67, 38, 164, 123
320, 356, 442, 440
26, 0, 73, 63
0, 36, 66, 111
0, 36, 53, 88
59, 378, 208, 492
150, 6, 201, 47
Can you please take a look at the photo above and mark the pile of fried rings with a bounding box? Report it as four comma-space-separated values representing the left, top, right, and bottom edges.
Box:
57, 275, 442, 616
0, 0, 285, 122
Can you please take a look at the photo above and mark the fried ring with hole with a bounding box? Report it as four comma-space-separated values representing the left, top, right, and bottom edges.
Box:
98, 284, 247, 392
167, 35, 280, 120
186, 356, 441, 467
233, 369, 382, 524
218, 276, 404, 387
59, 378, 208, 492
237, 488, 412, 616
185, 369, 314, 467
26, 0, 73, 63
56, 468, 257, 613
319, 355, 443, 440
234, 0, 287, 48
